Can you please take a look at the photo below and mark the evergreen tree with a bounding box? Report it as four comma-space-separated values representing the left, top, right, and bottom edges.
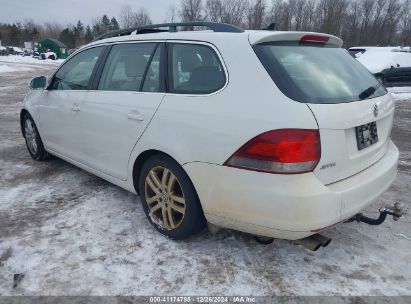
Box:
59, 28, 75, 49
84, 25, 93, 43
8, 24, 21, 46
92, 22, 102, 36
74, 20, 84, 38
101, 15, 110, 32
31, 27, 40, 41
110, 17, 119, 31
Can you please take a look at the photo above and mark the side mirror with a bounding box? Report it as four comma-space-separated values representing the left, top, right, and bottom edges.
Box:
29, 76, 47, 90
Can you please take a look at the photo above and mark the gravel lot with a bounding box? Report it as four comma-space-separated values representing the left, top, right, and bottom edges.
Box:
0, 60, 410, 296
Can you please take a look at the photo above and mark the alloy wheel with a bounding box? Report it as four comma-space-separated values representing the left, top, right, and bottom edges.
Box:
24, 119, 38, 155
144, 166, 186, 230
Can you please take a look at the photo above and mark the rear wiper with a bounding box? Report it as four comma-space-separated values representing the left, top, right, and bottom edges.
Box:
359, 85, 378, 100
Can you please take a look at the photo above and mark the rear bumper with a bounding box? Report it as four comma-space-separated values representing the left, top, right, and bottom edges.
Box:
184, 140, 399, 240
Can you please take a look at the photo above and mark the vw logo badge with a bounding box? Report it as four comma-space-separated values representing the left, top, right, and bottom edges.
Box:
373, 104, 378, 117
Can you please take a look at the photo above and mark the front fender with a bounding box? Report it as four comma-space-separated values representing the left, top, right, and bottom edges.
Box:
20, 89, 44, 135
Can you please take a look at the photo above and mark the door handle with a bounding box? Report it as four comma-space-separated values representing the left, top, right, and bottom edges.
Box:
127, 112, 145, 121
71, 104, 81, 112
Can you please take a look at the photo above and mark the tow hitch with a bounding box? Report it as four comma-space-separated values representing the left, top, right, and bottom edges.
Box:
346, 202, 404, 225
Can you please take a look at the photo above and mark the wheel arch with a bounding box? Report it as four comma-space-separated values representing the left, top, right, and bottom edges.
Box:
20, 109, 30, 136
20, 108, 46, 144
131, 149, 197, 199
132, 150, 175, 194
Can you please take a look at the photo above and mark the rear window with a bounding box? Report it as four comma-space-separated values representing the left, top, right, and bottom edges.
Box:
254, 42, 387, 104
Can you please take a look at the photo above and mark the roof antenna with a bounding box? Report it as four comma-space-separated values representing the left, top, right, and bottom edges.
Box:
262, 23, 276, 31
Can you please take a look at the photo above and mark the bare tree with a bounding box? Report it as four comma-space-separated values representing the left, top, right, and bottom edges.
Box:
315, 0, 348, 36
266, 0, 294, 31
340, 0, 362, 46
301, 0, 316, 31
119, 5, 135, 28
180, 0, 204, 22
205, 0, 223, 22
380, 0, 404, 45
247, 0, 266, 29
41, 22, 64, 39
133, 8, 152, 26
205, 0, 248, 26
166, 4, 179, 23
119, 5, 152, 28
399, 0, 411, 45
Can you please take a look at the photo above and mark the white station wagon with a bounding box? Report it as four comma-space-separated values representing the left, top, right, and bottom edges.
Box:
21, 22, 400, 248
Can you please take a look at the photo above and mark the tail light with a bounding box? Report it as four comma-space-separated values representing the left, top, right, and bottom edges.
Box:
224, 129, 321, 174
300, 35, 329, 45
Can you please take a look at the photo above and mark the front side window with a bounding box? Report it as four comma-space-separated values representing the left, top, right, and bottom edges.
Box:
168, 43, 226, 94
51, 46, 103, 90
98, 43, 159, 92
254, 42, 387, 104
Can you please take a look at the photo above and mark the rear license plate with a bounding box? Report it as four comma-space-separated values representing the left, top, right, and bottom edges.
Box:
355, 122, 378, 150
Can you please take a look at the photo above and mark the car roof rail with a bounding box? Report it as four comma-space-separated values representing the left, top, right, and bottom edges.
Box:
93, 22, 244, 41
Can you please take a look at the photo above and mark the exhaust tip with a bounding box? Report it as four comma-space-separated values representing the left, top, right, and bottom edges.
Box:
311, 234, 332, 247
255, 236, 274, 245
311, 243, 321, 252
293, 234, 331, 251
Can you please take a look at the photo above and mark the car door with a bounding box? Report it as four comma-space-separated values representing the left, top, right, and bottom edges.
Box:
38, 46, 105, 162
80, 42, 166, 180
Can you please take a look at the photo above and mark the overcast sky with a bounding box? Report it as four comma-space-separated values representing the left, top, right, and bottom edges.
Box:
0, 0, 178, 25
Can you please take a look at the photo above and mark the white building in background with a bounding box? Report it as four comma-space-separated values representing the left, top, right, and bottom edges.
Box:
24, 42, 33, 50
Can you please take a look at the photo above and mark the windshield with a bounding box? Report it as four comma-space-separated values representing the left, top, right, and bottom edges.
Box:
253, 42, 387, 104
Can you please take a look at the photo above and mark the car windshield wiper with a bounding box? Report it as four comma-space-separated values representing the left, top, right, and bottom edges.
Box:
359, 82, 382, 100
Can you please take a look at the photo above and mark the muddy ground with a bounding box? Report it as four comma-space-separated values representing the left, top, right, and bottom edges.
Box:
0, 62, 410, 296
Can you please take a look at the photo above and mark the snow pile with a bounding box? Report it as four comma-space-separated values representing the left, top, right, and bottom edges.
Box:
41, 52, 57, 60
357, 51, 411, 73
0, 63, 33, 74
350, 46, 401, 58
0, 64, 19, 73
0, 55, 64, 65
0, 55, 64, 75
388, 87, 411, 100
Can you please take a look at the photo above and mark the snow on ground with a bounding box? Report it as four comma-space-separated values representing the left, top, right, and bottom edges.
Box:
0, 55, 64, 65
388, 87, 411, 101
0, 62, 410, 296
0, 63, 35, 74
0, 55, 63, 75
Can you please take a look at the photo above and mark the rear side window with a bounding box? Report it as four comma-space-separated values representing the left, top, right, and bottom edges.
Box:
168, 43, 226, 94
254, 42, 387, 104
98, 43, 160, 92
51, 46, 103, 90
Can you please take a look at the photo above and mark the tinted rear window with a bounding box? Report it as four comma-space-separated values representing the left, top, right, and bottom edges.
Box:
254, 42, 387, 104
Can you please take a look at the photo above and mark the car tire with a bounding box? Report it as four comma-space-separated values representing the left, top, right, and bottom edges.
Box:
23, 113, 49, 161
138, 154, 206, 240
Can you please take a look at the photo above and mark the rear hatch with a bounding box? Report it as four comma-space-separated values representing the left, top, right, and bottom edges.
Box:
308, 95, 394, 184
251, 31, 394, 185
